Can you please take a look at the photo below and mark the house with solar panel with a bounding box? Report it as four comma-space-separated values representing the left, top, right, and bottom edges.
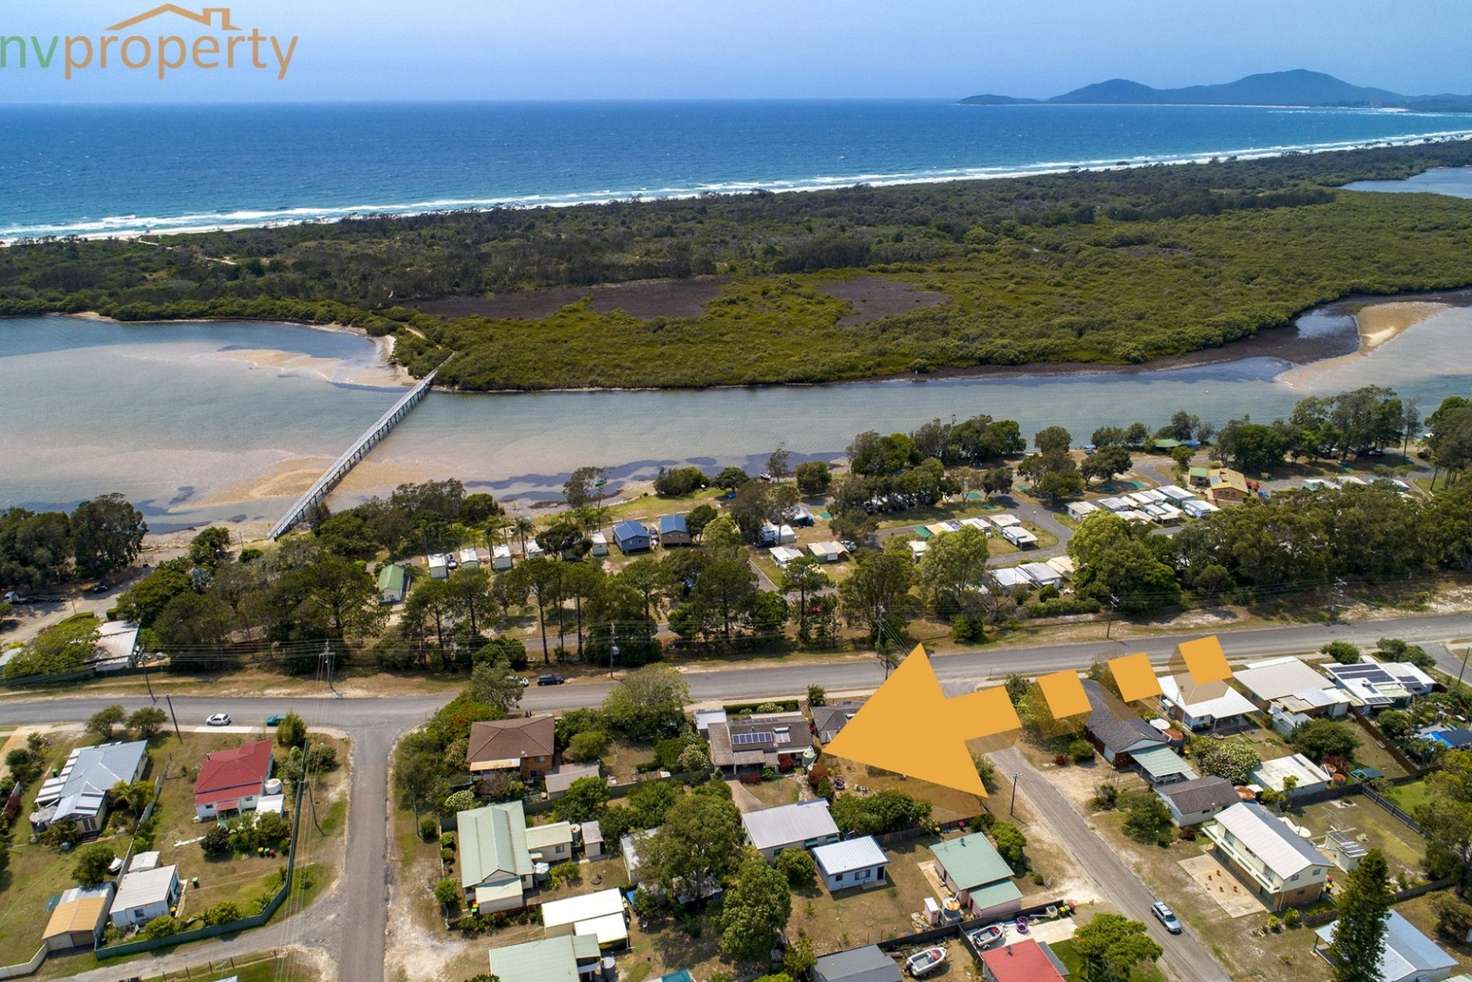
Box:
30, 740, 147, 836
1320, 656, 1435, 710
704, 711, 814, 776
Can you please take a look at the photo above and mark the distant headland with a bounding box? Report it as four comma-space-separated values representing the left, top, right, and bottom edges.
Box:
962, 68, 1472, 112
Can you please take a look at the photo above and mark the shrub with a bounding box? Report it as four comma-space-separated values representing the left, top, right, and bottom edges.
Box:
433, 877, 461, 909
806, 684, 826, 707
276, 712, 308, 748
141, 916, 177, 940
1092, 783, 1120, 810
550, 861, 581, 887
203, 902, 241, 926
990, 822, 1028, 871
1283, 907, 1301, 929
419, 816, 439, 841
1068, 739, 1095, 763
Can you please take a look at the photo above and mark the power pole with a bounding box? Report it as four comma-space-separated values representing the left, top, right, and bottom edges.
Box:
142, 662, 155, 702
164, 694, 182, 742
1009, 773, 1021, 817
1456, 645, 1470, 692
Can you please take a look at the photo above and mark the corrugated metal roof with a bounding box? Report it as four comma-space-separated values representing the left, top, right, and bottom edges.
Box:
742, 801, 837, 851
812, 835, 887, 876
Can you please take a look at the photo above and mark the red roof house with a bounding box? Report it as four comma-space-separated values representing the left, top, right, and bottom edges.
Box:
194, 740, 275, 819
979, 939, 1066, 982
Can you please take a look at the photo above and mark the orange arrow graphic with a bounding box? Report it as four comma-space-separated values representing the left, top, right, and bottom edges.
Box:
824, 645, 1021, 797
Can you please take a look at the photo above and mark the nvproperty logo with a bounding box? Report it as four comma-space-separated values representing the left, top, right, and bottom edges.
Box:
1, 5, 299, 81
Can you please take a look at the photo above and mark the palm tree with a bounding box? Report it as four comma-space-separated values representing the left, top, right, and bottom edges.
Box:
512, 517, 536, 557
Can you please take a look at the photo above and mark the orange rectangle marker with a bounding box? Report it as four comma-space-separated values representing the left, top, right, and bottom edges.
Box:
1036, 670, 1091, 720
1109, 652, 1162, 702
1178, 635, 1231, 684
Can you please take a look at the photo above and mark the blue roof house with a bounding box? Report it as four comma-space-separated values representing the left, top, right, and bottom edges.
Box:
613, 521, 652, 554
658, 513, 692, 547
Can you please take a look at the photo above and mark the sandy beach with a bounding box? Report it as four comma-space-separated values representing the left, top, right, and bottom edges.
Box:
1354, 301, 1451, 351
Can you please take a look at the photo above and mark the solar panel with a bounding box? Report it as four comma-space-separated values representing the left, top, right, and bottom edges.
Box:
1334, 664, 1393, 683
732, 731, 771, 746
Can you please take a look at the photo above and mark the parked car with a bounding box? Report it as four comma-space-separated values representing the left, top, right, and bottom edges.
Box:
205, 712, 232, 726
537, 674, 567, 686
513, 676, 530, 687
90, 582, 110, 594
264, 714, 285, 726
1152, 900, 1182, 935
905, 947, 947, 977
967, 924, 1006, 951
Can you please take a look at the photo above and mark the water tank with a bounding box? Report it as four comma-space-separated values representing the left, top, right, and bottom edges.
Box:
264, 778, 283, 796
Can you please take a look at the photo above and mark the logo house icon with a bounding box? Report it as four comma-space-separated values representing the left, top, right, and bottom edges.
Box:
106, 5, 241, 32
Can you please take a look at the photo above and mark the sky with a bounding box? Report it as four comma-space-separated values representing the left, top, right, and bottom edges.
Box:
1, 0, 1471, 103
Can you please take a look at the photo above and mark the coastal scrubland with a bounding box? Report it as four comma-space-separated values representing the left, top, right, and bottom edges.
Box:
4, 142, 1472, 388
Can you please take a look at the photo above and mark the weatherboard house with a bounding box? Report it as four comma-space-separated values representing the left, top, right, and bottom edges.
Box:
194, 739, 275, 819
31, 740, 148, 835
612, 520, 652, 554
1202, 801, 1332, 910
1080, 680, 1168, 767
929, 832, 1023, 921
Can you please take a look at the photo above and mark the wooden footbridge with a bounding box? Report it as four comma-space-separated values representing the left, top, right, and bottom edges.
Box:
267, 366, 441, 539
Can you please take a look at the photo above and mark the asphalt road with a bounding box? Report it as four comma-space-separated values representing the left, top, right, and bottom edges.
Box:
993, 747, 1231, 982
5, 609, 1471, 981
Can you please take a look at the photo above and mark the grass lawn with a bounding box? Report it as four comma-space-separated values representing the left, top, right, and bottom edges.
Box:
1388, 779, 1432, 816
1292, 796, 1428, 885
603, 740, 657, 783
735, 775, 801, 809
790, 835, 942, 955
604, 489, 722, 524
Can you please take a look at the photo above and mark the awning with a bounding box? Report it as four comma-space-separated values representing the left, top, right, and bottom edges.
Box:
1131, 746, 1197, 782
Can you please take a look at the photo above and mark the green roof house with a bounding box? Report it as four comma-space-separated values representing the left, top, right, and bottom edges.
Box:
488, 934, 601, 982
457, 801, 534, 912
377, 563, 408, 604
929, 832, 1022, 920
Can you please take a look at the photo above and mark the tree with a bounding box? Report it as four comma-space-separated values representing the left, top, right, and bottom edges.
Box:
767, 446, 792, 480
1328, 850, 1392, 982
714, 467, 750, 490
830, 790, 930, 835
87, 704, 126, 741
469, 660, 525, 715
839, 548, 913, 643
1417, 750, 1472, 894
782, 557, 832, 645
1068, 512, 1180, 614
563, 466, 608, 511
1196, 738, 1261, 784
189, 526, 232, 568
1321, 640, 1361, 664
807, 683, 826, 707
276, 711, 308, 748
1216, 420, 1289, 473
638, 793, 744, 899
602, 664, 690, 740
71, 842, 115, 886
1291, 720, 1359, 765
71, 494, 147, 579
1433, 893, 1472, 944
775, 847, 817, 887
566, 730, 608, 763
299, 553, 387, 641
1072, 913, 1163, 982
127, 706, 167, 739
553, 776, 609, 823
202, 823, 233, 857
719, 856, 793, 963
981, 466, 1014, 498
783, 931, 817, 978
686, 504, 718, 541
794, 461, 832, 496
1081, 446, 1132, 485
1121, 792, 1175, 846
1035, 426, 1072, 454
991, 822, 1028, 869
433, 877, 461, 908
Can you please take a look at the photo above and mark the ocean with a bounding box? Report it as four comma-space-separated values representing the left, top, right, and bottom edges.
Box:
3, 101, 1472, 239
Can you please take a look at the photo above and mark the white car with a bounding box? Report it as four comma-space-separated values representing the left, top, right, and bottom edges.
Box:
205, 712, 232, 727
